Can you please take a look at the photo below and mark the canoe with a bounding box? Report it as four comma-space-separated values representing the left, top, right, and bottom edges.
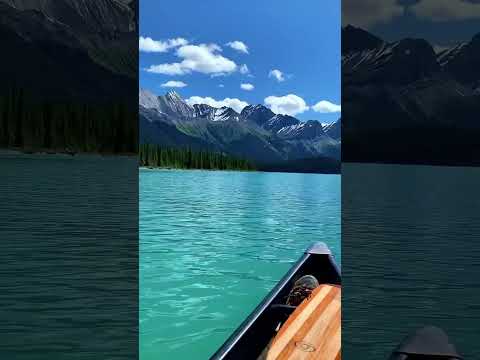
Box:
210, 242, 341, 360
265, 284, 341, 360
389, 326, 462, 360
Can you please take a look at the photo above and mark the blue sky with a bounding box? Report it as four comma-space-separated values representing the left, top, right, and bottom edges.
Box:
139, 0, 341, 123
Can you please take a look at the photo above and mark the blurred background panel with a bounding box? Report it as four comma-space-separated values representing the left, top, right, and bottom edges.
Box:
342, 0, 480, 358
0, 1, 138, 359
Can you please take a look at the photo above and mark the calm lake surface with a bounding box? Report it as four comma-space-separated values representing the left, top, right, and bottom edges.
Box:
343, 163, 480, 359
0, 154, 138, 359
140, 169, 340, 360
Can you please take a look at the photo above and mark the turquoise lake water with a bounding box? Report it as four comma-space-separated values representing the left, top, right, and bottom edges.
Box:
140, 169, 340, 360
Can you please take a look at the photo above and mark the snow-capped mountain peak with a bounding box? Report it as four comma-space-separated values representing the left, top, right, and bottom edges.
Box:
165, 90, 182, 101
276, 120, 326, 140
323, 118, 340, 140
264, 114, 300, 132
436, 32, 480, 88
213, 107, 240, 122
437, 43, 468, 67
240, 104, 275, 126
157, 90, 194, 118
192, 104, 241, 122
139, 88, 160, 110
192, 103, 214, 117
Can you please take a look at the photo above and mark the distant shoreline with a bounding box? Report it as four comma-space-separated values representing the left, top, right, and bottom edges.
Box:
0, 147, 137, 158
139, 166, 254, 173
139, 166, 340, 175
1, 148, 340, 174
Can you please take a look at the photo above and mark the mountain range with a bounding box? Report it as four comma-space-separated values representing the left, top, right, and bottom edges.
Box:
342, 25, 480, 165
0, 0, 137, 101
0, 0, 137, 154
139, 89, 341, 172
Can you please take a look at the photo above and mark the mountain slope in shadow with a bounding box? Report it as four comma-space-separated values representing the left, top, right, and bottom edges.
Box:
0, 0, 138, 153
0, 0, 136, 101
342, 25, 480, 166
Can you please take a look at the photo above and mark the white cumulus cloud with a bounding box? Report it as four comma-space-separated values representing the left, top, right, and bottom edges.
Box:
240, 83, 254, 91
264, 94, 309, 116
186, 96, 249, 113
145, 43, 237, 76
269, 69, 285, 82
226, 40, 249, 54
139, 36, 188, 52
312, 100, 341, 113
160, 80, 187, 88
146, 63, 185, 75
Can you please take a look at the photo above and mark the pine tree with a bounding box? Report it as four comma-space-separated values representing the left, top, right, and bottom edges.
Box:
138, 144, 255, 171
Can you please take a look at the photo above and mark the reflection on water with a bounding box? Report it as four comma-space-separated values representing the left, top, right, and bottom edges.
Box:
140, 169, 340, 360
0, 154, 138, 359
343, 163, 480, 359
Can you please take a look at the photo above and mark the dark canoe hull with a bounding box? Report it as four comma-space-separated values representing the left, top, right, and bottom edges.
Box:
210, 242, 341, 360
388, 326, 462, 360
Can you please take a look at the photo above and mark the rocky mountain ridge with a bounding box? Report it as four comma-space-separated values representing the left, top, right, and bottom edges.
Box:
342, 25, 480, 165
139, 89, 341, 166
0, 0, 137, 101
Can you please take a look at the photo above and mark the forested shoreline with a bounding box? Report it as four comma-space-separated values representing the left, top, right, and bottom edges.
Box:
139, 144, 256, 171
0, 88, 137, 154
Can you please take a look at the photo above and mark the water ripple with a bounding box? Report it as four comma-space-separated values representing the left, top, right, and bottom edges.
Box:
0, 154, 138, 360
140, 169, 340, 360
343, 163, 480, 359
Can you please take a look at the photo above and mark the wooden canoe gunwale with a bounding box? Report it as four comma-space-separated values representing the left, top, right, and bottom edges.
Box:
210, 242, 341, 360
